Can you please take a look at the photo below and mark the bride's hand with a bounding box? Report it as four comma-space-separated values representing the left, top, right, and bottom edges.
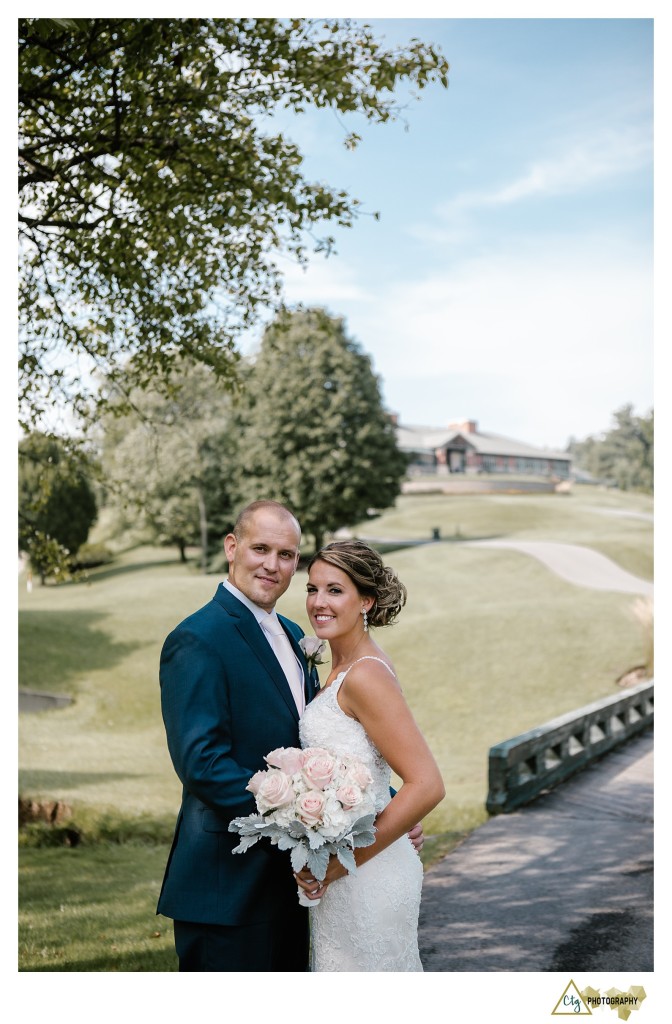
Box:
294, 868, 328, 900
294, 856, 348, 899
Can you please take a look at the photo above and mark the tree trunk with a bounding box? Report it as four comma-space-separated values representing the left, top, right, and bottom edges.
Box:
197, 485, 208, 574
178, 540, 187, 563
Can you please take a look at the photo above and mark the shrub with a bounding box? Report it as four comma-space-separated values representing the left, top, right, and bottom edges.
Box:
71, 542, 114, 569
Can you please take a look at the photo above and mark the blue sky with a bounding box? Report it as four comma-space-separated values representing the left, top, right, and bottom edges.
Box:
7, 9, 656, 454
243, 15, 654, 451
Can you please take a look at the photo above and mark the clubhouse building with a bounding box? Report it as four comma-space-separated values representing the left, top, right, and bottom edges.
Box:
396, 419, 571, 480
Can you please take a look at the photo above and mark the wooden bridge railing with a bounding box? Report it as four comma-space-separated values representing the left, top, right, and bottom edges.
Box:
486, 679, 653, 814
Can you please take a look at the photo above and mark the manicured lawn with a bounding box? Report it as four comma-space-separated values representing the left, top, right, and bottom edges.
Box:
18, 831, 469, 972
356, 486, 653, 579
19, 843, 177, 972
18, 485, 653, 970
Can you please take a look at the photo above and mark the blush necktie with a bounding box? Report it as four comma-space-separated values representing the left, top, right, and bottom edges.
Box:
261, 616, 305, 715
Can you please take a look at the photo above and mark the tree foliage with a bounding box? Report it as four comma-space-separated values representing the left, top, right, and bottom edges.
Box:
568, 404, 653, 492
232, 307, 408, 549
98, 363, 235, 567
19, 432, 98, 582
19, 17, 449, 430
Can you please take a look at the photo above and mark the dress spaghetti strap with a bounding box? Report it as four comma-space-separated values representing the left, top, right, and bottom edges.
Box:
340, 655, 397, 682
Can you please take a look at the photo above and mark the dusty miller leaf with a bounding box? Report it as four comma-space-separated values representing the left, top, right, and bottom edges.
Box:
305, 846, 330, 880
335, 845, 357, 873
291, 844, 308, 873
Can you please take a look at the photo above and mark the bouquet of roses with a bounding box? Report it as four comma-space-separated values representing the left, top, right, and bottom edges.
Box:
229, 745, 377, 905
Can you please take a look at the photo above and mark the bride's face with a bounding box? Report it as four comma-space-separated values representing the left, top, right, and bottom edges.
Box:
306, 560, 372, 641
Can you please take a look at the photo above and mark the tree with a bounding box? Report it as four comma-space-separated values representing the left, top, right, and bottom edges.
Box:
232, 307, 408, 550
568, 404, 653, 492
98, 362, 236, 567
19, 18, 449, 430
19, 433, 98, 582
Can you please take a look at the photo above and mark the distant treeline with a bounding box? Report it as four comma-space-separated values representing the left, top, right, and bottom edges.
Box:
568, 405, 653, 493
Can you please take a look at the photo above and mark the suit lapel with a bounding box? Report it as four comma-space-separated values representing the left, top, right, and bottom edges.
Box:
214, 584, 300, 721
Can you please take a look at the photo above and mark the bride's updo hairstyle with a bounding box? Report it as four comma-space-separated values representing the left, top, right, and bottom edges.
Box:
308, 541, 407, 627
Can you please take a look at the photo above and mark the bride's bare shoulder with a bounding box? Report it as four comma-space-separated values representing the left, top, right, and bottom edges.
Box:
345, 655, 399, 689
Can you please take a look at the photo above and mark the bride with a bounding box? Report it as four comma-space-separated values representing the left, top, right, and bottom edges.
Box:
296, 540, 445, 972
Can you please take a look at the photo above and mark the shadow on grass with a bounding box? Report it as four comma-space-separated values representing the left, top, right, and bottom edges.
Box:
23, 947, 178, 972
19, 609, 141, 693
73, 558, 185, 583
357, 536, 503, 556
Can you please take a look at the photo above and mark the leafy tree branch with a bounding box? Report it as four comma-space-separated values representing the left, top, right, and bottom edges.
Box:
19, 17, 449, 431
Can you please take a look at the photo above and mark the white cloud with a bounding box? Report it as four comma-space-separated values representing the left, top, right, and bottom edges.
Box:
311, 232, 653, 446
437, 124, 652, 219
363, 240, 646, 363
281, 254, 371, 306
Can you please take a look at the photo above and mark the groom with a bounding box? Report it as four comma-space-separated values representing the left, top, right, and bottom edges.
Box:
157, 499, 423, 971
157, 500, 316, 971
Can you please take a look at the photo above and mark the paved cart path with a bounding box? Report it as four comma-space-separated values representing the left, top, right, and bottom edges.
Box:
418, 729, 653, 971
463, 539, 653, 595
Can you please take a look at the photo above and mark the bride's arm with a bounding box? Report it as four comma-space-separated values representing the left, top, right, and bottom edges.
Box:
302, 661, 444, 891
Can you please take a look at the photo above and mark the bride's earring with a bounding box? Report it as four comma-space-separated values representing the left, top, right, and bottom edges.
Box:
362, 608, 369, 632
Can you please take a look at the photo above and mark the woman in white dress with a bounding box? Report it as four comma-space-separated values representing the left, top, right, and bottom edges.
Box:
296, 541, 445, 972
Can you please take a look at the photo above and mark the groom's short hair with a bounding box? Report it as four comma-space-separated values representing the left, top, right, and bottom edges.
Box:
233, 500, 301, 541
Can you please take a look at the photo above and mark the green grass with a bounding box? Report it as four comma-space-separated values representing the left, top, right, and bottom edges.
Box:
18, 828, 467, 973
19, 843, 177, 971
18, 485, 653, 970
358, 485, 653, 579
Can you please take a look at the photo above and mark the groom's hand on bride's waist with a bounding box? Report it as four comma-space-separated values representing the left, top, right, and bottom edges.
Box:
408, 822, 424, 853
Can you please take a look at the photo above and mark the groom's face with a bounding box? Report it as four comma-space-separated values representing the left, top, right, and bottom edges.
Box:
224, 509, 301, 611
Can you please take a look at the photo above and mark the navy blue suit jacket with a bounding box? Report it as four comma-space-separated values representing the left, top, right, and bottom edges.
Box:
157, 584, 319, 927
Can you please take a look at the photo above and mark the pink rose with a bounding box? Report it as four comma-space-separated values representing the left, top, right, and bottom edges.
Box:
251, 769, 294, 811
336, 784, 363, 809
296, 790, 326, 827
302, 750, 337, 790
345, 762, 373, 789
265, 747, 305, 775
301, 746, 331, 760
246, 770, 267, 796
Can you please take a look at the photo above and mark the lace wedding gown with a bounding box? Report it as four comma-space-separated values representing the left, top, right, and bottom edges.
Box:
298, 657, 424, 972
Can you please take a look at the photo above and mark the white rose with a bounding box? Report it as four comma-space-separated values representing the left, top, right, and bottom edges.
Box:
299, 636, 327, 663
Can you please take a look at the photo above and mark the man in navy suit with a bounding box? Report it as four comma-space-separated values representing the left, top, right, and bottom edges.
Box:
157, 500, 319, 971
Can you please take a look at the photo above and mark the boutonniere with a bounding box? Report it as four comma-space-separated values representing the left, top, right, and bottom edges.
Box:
299, 635, 327, 672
